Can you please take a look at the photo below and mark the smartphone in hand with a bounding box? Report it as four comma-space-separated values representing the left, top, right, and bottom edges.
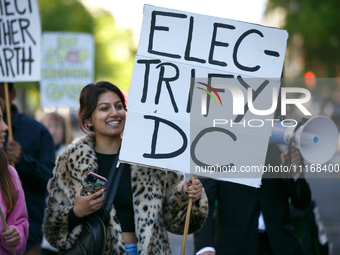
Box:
81, 172, 107, 196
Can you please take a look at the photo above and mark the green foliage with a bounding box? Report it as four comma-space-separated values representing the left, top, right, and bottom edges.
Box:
38, 0, 94, 33
266, 0, 340, 77
92, 10, 136, 92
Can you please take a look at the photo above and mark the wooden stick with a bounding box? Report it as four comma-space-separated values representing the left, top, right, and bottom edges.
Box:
0, 206, 17, 255
4, 83, 15, 167
180, 175, 196, 255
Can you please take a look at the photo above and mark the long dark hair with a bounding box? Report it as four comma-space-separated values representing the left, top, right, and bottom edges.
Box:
78, 81, 126, 133
0, 98, 18, 213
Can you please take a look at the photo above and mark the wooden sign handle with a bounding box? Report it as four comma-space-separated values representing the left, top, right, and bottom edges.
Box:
0, 206, 17, 255
4, 83, 15, 167
180, 175, 196, 255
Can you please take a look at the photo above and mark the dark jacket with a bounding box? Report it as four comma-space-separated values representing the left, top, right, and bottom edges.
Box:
4, 104, 55, 251
194, 143, 311, 255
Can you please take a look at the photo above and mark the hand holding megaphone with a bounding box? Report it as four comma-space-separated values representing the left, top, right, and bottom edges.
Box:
270, 116, 339, 164
281, 147, 301, 173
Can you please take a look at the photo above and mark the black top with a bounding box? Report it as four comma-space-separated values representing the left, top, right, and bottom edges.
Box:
68, 152, 135, 232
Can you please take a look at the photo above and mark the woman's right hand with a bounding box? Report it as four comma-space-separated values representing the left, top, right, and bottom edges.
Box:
73, 187, 105, 218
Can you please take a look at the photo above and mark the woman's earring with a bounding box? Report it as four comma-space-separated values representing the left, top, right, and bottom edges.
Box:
87, 123, 92, 129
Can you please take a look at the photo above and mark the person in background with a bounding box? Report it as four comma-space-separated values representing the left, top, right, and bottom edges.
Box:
0, 97, 29, 255
0, 84, 55, 255
42, 112, 74, 157
41, 112, 74, 255
43, 81, 208, 255
194, 144, 311, 255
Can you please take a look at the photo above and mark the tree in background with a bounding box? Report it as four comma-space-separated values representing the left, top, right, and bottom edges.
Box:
18, 0, 136, 114
266, 0, 340, 78
93, 10, 136, 91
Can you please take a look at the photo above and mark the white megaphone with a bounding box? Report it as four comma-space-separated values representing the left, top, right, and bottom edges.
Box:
270, 116, 339, 164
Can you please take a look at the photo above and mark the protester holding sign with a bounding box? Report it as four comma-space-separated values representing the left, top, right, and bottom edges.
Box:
0, 84, 55, 255
43, 81, 208, 255
0, 1, 45, 253
0, 98, 29, 255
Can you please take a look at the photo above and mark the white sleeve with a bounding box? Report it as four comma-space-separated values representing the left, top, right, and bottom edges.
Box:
196, 247, 216, 254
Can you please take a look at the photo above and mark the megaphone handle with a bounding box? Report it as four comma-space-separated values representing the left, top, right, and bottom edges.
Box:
288, 138, 293, 178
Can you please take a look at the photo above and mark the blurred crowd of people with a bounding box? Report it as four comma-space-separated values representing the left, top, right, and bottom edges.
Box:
0, 83, 337, 255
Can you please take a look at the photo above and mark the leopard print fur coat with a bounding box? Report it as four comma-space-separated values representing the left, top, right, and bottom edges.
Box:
43, 135, 208, 255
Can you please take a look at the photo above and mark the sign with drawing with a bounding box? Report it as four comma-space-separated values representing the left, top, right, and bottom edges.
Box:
0, 0, 41, 82
120, 5, 288, 187
40, 32, 94, 109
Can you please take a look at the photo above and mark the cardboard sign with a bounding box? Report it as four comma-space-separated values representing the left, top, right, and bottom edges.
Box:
40, 32, 94, 109
120, 5, 288, 187
0, 0, 41, 82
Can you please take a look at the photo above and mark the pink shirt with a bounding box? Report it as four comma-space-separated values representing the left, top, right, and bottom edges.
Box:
0, 165, 29, 255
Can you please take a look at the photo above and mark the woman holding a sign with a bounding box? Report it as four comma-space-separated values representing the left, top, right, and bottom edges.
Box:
0, 98, 29, 255
43, 81, 208, 255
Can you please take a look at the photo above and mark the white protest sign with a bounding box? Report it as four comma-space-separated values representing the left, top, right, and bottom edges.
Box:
0, 0, 41, 82
40, 32, 94, 109
120, 5, 288, 187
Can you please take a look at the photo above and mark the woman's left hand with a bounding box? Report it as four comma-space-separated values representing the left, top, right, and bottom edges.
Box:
183, 178, 203, 202
2, 227, 20, 247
